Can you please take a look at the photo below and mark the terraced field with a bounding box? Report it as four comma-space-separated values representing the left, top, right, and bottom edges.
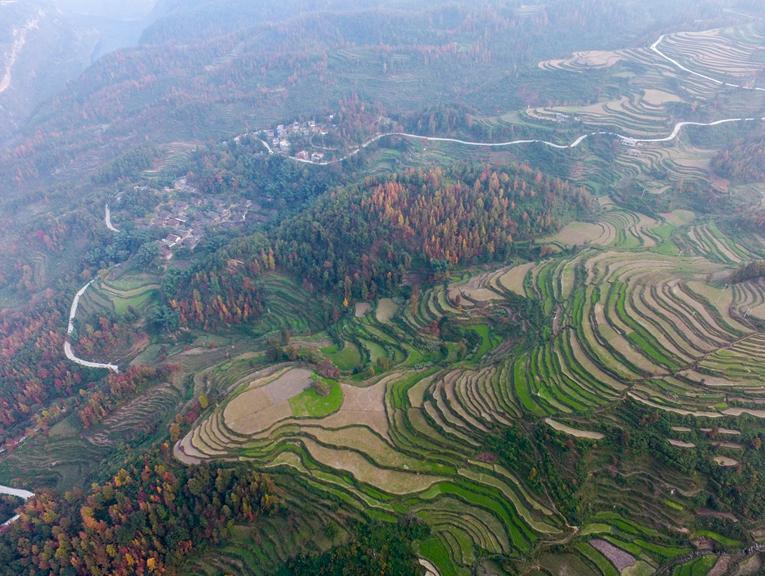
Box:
179, 361, 568, 571
458, 247, 765, 420
175, 194, 765, 574
87, 381, 185, 447
521, 20, 765, 217
3, 5, 765, 576
676, 222, 765, 265
0, 416, 112, 491
163, 19, 765, 576
658, 28, 765, 87
250, 273, 328, 337
77, 271, 161, 320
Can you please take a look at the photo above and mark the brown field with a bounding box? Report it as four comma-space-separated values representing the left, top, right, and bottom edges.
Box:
223, 367, 313, 435
545, 418, 604, 440
641, 89, 682, 106
355, 302, 372, 317
376, 298, 398, 322
713, 456, 739, 467
545, 221, 613, 247
539, 49, 625, 70
320, 379, 390, 438
497, 262, 535, 296
668, 439, 696, 449
301, 436, 443, 494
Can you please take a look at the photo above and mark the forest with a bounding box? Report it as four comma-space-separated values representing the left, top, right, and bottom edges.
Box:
163, 163, 592, 329
282, 520, 429, 576
711, 130, 765, 184
0, 299, 91, 440
0, 456, 276, 575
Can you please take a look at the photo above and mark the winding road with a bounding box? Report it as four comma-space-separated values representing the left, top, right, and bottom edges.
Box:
651, 33, 765, 92
256, 31, 765, 167
104, 204, 119, 233
65, 29, 764, 376
0, 485, 34, 527
64, 278, 120, 373
2, 160, 116, 522
60, 206, 122, 373
262, 116, 765, 167
36, 14, 765, 556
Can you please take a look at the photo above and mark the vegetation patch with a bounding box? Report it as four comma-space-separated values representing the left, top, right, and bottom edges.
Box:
289, 376, 344, 418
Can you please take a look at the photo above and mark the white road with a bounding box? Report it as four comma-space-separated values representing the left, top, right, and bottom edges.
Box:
0, 486, 33, 500
64, 278, 120, 373
650, 34, 765, 92
104, 204, 119, 233
254, 30, 765, 167
264, 116, 765, 167
64, 27, 765, 374
0, 485, 34, 527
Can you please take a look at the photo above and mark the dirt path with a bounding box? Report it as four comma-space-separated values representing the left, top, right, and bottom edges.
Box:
418, 558, 441, 576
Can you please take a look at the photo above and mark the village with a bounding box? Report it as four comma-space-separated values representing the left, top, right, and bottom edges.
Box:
258, 118, 332, 163
134, 178, 255, 260
246, 111, 400, 164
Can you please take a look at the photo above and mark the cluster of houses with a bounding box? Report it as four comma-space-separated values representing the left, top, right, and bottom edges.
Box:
261, 118, 331, 154
526, 107, 583, 125
621, 137, 642, 155
150, 179, 253, 260
295, 150, 326, 162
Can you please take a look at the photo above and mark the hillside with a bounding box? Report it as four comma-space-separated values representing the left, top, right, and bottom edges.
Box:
164, 163, 592, 329
2, 1, 765, 575
0, 0, 156, 142
711, 129, 765, 184
0, 0, 729, 199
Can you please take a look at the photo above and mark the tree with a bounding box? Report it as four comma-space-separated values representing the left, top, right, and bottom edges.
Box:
135, 242, 160, 268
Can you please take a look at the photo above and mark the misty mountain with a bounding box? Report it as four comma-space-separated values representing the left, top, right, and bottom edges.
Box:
0, 0, 158, 140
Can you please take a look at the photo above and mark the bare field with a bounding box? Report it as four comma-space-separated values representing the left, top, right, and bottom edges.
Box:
545, 418, 604, 440
544, 221, 613, 247
223, 367, 313, 434
539, 49, 626, 70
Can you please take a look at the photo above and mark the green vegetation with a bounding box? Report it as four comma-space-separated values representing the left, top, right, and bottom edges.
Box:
574, 542, 619, 576
281, 520, 428, 576
0, 496, 22, 526
693, 529, 741, 548
418, 537, 459, 576
671, 555, 717, 576
289, 377, 344, 418
321, 342, 363, 372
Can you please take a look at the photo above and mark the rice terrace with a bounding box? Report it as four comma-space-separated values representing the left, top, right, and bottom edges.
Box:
3, 2, 765, 576
170, 15, 765, 576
